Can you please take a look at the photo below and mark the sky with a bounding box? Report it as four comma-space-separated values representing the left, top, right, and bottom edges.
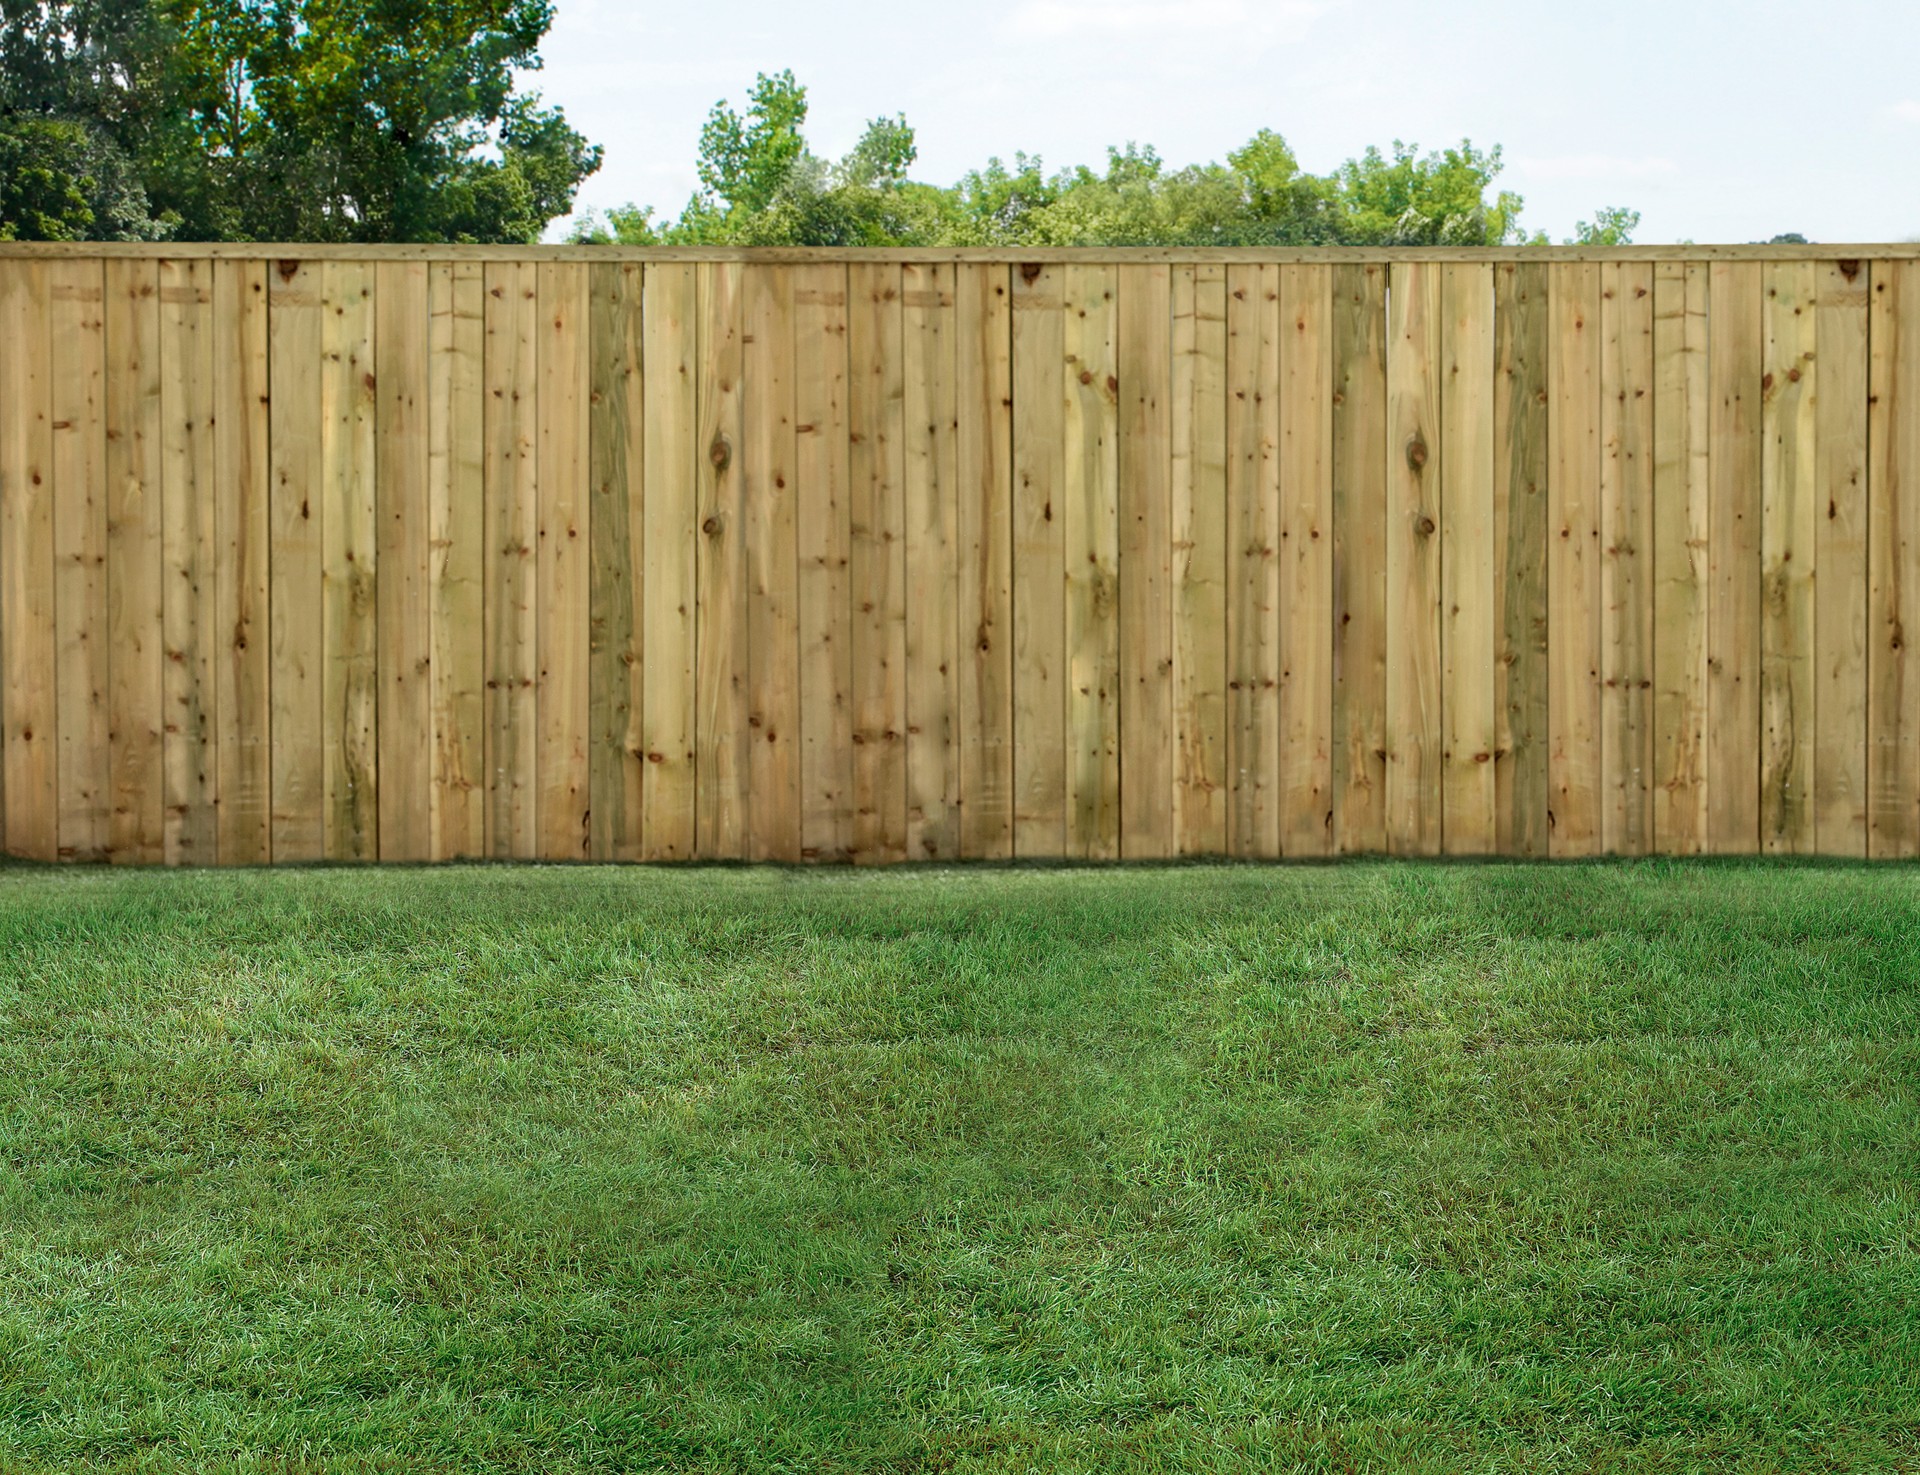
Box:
533, 0, 1920, 245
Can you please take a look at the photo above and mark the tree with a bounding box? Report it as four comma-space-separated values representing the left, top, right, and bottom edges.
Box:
1571, 206, 1640, 245
0, 0, 601, 242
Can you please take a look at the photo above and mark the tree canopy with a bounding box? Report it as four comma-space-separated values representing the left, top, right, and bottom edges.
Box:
0, 0, 599, 241
571, 71, 1638, 249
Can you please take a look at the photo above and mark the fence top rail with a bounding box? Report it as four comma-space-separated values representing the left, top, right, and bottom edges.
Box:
0, 242, 1916, 265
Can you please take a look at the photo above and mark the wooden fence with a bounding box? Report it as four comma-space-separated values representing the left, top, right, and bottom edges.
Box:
1, 243, 1917, 864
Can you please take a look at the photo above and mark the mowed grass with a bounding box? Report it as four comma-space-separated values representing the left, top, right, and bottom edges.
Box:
0, 861, 1917, 1474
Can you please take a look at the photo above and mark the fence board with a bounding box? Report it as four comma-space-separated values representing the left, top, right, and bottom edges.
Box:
1063, 264, 1120, 859
484, 261, 539, 858
1225, 264, 1280, 856
1815, 261, 1870, 855
588, 261, 644, 861
1171, 264, 1228, 855
1386, 261, 1443, 856
268, 261, 324, 860
1493, 261, 1549, 855
1279, 264, 1334, 855
1331, 264, 1388, 853
1548, 262, 1602, 856
1441, 263, 1496, 854
903, 263, 960, 859
1599, 262, 1654, 855
1012, 263, 1066, 857
1, 261, 55, 859
376, 260, 432, 862
536, 262, 590, 860
1707, 262, 1764, 853
1761, 261, 1818, 853
1119, 264, 1174, 858
1868, 259, 1919, 856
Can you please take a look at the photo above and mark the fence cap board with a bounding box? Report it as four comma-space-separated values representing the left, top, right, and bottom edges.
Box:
0, 243, 1914, 264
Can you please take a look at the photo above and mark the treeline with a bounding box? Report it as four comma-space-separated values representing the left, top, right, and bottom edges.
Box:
572, 71, 1641, 249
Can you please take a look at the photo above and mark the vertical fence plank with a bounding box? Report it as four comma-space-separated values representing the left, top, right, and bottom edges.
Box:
160, 259, 217, 864
903, 263, 960, 859
1332, 264, 1388, 854
1441, 263, 1496, 854
640, 264, 698, 861
268, 260, 323, 861
484, 263, 538, 857
1548, 262, 1602, 856
376, 260, 432, 863
1600, 262, 1654, 855
1225, 264, 1280, 856
956, 263, 1014, 860
1012, 262, 1065, 858
51, 260, 109, 861
320, 261, 379, 861
1708, 262, 1763, 853
1119, 263, 1173, 859
1063, 264, 1120, 859
105, 261, 164, 865
794, 262, 852, 862
536, 262, 590, 861
1, 261, 55, 859
429, 260, 487, 860
1761, 261, 1819, 854
588, 262, 645, 861
1815, 261, 1870, 855
697, 263, 750, 859
1652, 262, 1710, 854
1171, 263, 1228, 856
1386, 262, 1443, 856
1279, 264, 1334, 856
1494, 262, 1549, 856
1868, 259, 1918, 856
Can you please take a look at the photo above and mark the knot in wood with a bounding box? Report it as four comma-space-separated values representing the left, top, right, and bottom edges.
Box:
1405, 435, 1429, 472
709, 436, 732, 472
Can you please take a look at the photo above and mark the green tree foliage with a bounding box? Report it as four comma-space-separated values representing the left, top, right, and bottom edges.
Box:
573, 72, 1639, 249
0, 0, 600, 242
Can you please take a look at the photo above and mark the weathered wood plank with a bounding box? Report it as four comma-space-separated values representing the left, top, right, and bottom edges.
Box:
104, 261, 165, 864
744, 263, 801, 861
536, 262, 590, 861
1599, 261, 1654, 855
50, 260, 109, 861
1441, 262, 1496, 854
268, 260, 324, 862
320, 260, 379, 861
848, 262, 907, 862
1119, 263, 1173, 859
588, 262, 645, 861
428, 260, 487, 860
160, 258, 217, 865
375, 259, 433, 862
1331, 263, 1388, 854
955, 263, 1014, 859
640, 263, 699, 861
1493, 261, 1550, 856
1815, 260, 1870, 855
1651, 261, 1709, 854
483, 261, 538, 858
1279, 264, 1334, 855
1171, 263, 1228, 855
0, 260, 56, 859
1225, 263, 1280, 856
903, 262, 960, 859
1867, 259, 1918, 856
1707, 261, 1763, 853
1760, 260, 1818, 854
1011, 262, 1066, 857
794, 262, 852, 862
1063, 264, 1120, 860
1548, 262, 1601, 856
695, 263, 747, 857
1385, 261, 1443, 856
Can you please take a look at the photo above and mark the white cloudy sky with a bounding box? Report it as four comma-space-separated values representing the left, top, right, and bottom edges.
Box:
533, 0, 1920, 243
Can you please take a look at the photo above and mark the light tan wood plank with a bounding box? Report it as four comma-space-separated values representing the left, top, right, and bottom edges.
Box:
484, 261, 538, 858
1386, 261, 1443, 855
1225, 263, 1280, 856
1171, 263, 1228, 855
1651, 262, 1710, 854
429, 260, 487, 860
903, 262, 960, 859
1441, 262, 1496, 854
268, 260, 325, 862
375, 260, 432, 862
0, 261, 56, 859
1279, 264, 1334, 855
1493, 261, 1550, 856
1063, 263, 1120, 859
955, 263, 1014, 859
51, 260, 109, 861
1707, 261, 1763, 853
696, 261, 748, 858
848, 262, 907, 863
588, 261, 644, 861
1118, 263, 1174, 858
105, 261, 165, 864
1867, 259, 1918, 856
1011, 263, 1066, 857
1815, 260, 1870, 855
639, 263, 698, 861
536, 262, 590, 860
1548, 262, 1601, 856
1331, 264, 1388, 853
1761, 260, 1818, 853
1599, 262, 1654, 855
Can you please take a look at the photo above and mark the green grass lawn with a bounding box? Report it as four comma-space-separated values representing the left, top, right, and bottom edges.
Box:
1, 861, 1917, 1473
